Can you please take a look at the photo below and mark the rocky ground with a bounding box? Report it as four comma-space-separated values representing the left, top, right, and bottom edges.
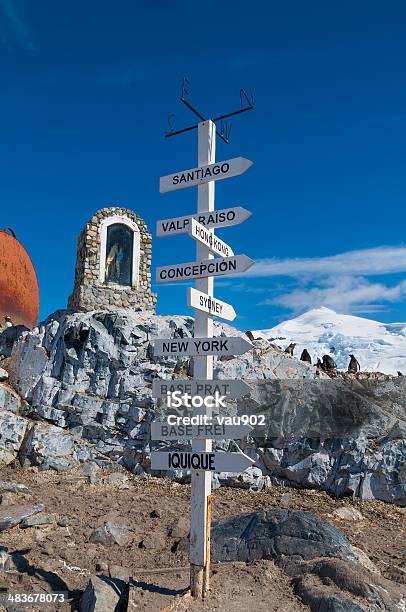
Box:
0, 462, 404, 611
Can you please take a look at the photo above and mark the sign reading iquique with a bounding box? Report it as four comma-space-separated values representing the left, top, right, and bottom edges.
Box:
156, 206, 252, 237
159, 157, 252, 193
156, 254, 254, 284
153, 336, 253, 357
151, 450, 255, 473
188, 287, 236, 321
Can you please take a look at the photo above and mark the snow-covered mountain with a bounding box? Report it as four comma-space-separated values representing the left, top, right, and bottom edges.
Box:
254, 307, 406, 375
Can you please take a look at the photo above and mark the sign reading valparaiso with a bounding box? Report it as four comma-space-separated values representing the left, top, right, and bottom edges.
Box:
156, 206, 252, 237
188, 287, 236, 321
151, 450, 255, 472
153, 336, 253, 357
156, 254, 254, 284
190, 219, 233, 257
159, 157, 253, 193
152, 378, 254, 399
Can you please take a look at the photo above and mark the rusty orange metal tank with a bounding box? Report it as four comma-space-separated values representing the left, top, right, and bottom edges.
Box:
0, 228, 39, 328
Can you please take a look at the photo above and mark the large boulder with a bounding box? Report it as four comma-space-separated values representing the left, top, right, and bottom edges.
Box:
208, 510, 356, 565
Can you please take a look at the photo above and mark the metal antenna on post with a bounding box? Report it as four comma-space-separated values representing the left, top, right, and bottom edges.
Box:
165, 79, 255, 144
153, 81, 256, 600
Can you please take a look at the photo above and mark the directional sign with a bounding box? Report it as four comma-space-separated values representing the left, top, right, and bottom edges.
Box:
159, 157, 253, 193
190, 219, 233, 257
188, 287, 236, 321
156, 254, 254, 284
150, 420, 252, 441
153, 336, 253, 357
156, 206, 252, 237
152, 379, 254, 400
151, 450, 255, 473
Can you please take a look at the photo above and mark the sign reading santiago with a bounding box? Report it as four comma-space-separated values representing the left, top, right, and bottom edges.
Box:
159, 157, 253, 193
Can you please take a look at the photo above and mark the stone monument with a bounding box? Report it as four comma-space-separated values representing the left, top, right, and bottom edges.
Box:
68, 206, 156, 313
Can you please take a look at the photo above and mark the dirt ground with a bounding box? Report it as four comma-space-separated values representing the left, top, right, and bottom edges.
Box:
0, 463, 404, 611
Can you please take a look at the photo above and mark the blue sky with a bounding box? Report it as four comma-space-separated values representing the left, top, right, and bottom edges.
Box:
2, 0, 406, 330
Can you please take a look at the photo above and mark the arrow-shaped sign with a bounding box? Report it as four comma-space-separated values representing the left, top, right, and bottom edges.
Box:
188, 287, 236, 321
150, 420, 252, 441
152, 379, 254, 400
153, 336, 253, 357
156, 206, 252, 237
159, 157, 253, 193
156, 254, 254, 284
151, 450, 255, 473
190, 219, 233, 257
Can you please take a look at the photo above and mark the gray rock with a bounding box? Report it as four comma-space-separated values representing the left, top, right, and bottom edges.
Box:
106, 472, 129, 488
0, 503, 45, 530
0, 548, 16, 570
140, 532, 166, 550
207, 510, 356, 564
80, 575, 126, 612
89, 521, 132, 547
21, 513, 55, 528
0, 325, 29, 358
0, 410, 27, 455
167, 516, 189, 539
0, 384, 19, 413
82, 461, 100, 484
0, 481, 30, 495
291, 557, 404, 612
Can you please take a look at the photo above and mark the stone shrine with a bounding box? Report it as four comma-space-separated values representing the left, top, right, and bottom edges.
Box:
68, 207, 156, 312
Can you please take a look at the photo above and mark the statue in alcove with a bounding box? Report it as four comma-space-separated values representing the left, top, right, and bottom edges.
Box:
105, 223, 133, 286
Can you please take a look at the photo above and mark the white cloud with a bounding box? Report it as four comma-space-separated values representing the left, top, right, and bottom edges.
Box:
247, 246, 406, 278
259, 276, 406, 314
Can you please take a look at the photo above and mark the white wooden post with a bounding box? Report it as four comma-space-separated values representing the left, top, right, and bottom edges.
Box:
189, 120, 216, 598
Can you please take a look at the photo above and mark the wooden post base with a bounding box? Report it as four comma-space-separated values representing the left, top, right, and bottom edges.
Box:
190, 564, 204, 598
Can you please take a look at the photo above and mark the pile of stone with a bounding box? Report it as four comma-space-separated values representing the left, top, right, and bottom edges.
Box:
0, 308, 404, 506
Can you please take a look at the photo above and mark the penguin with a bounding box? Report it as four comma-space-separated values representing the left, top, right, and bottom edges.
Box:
300, 349, 312, 364
348, 354, 360, 374
322, 354, 336, 371
245, 331, 255, 342
397, 371, 403, 377
284, 342, 296, 356
4, 316, 12, 328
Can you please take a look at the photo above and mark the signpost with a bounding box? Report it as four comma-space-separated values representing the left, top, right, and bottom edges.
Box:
155, 254, 254, 284
188, 287, 236, 321
154, 87, 255, 598
156, 206, 252, 237
153, 336, 252, 357
159, 156, 252, 193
